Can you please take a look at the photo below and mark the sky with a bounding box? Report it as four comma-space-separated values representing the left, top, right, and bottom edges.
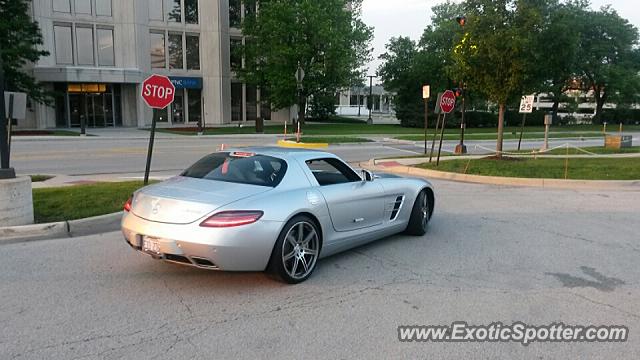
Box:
360, 0, 640, 79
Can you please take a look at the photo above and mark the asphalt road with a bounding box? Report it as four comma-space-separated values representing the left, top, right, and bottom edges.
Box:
1, 180, 639, 359
11, 133, 635, 177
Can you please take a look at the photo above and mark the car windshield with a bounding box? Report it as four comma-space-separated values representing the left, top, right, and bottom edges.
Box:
181, 152, 287, 187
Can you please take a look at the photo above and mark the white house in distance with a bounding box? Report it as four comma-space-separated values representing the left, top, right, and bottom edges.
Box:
335, 85, 395, 117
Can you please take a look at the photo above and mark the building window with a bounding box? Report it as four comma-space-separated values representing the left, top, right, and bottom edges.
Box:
229, 0, 241, 28
168, 0, 181, 22
76, 26, 95, 65
154, 108, 169, 123
186, 34, 200, 70
149, 0, 164, 21
230, 39, 242, 71
53, 0, 71, 13
54, 24, 74, 64
231, 83, 243, 121
74, 0, 92, 14
97, 28, 114, 66
168, 33, 184, 69
150, 32, 166, 68
244, 1, 256, 20
185, 0, 198, 24
188, 89, 202, 123
96, 0, 112, 16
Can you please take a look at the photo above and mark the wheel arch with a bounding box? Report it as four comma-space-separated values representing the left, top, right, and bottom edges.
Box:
423, 186, 435, 219
265, 211, 324, 272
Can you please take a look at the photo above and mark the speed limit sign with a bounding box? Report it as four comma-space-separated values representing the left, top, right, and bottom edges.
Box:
519, 95, 535, 114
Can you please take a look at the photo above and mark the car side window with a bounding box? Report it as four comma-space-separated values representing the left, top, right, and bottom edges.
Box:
306, 158, 361, 186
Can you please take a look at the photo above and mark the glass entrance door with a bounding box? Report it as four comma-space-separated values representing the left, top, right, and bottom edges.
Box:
172, 91, 185, 124
69, 94, 86, 127
67, 92, 112, 127
88, 93, 106, 127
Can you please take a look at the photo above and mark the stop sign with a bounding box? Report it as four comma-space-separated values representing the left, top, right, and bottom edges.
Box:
439, 90, 456, 114
141, 74, 175, 109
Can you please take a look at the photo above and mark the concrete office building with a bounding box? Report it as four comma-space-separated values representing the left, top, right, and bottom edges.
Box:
22, 0, 289, 130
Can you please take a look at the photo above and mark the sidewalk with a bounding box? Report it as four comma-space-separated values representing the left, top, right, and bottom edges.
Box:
31, 171, 178, 189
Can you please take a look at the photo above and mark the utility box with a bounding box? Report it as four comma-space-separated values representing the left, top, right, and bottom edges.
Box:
605, 135, 633, 149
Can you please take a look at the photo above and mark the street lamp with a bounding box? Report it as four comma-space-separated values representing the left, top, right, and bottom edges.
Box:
454, 15, 468, 155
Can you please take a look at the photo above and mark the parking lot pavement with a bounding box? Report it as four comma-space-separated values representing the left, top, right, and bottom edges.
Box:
1, 180, 639, 359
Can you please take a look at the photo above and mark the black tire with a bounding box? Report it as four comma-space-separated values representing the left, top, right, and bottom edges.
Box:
405, 190, 430, 236
269, 215, 321, 284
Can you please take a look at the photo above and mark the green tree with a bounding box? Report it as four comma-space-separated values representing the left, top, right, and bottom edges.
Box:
576, 6, 640, 123
0, 0, 50, 103
240, 0, 373, 124
378, 1, 464, 127
453, 0, 547, 156
533, 0, 585, 122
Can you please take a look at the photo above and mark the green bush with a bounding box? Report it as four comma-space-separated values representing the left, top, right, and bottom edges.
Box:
598, 109, 640, 125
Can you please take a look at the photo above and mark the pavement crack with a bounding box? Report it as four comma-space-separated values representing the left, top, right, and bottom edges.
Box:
163, 278, 193, 316
568, 291, 640, 320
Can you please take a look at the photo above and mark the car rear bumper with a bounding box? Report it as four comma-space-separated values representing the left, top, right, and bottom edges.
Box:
121, 212, 283, 271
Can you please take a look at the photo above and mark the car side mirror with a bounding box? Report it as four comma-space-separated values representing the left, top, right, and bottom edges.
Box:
361, 170, 374, 182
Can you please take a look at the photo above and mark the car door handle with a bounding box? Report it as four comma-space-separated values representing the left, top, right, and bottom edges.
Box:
353, 218, 364, 223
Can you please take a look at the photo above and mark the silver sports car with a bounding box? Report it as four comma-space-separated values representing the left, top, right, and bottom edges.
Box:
121, 147, 435, 283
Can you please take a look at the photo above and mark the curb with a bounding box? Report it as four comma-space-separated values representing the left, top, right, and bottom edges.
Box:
363, 160, 640, 191
0, 212, 123, 245
277, 139, 329, 149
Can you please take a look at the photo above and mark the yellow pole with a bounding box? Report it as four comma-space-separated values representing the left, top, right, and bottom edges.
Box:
564, 143, 569, 180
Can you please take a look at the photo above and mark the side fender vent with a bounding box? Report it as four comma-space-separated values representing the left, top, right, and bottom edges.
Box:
390, 195, 404, 221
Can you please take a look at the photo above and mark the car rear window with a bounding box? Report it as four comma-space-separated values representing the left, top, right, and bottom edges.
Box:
181, 152, 287, 187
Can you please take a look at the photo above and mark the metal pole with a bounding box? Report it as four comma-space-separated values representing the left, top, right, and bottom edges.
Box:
455, 94, 466, 154
144, 113, 158, 185
429, 113, 442, 163
367, 76, 374, 125
424, 98, 429, 154
436, 113, 447, 166
517, 113, 527, 151
7, 94, 13, 159
0, 50, 10, 171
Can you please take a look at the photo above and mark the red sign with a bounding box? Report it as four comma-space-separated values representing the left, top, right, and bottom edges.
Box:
439, 90, 456, 114
141, 74, 175, 109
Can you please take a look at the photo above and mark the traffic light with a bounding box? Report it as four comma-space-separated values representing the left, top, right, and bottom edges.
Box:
453, 88, 464, 98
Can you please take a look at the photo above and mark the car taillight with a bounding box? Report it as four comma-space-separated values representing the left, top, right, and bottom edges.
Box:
123, 196, 133, 212
200, 211, 264, 228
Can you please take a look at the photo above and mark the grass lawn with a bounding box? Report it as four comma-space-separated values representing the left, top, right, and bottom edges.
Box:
416, 157, 640, 180
284, 136, 372, 144
518, 146, 640, 155
13, 130, 81, 136
155, 123, 423, 136
30, 175, 54, 182
396, 131, 605, 142
154, 124, 640, 137
33, 181, 150, 223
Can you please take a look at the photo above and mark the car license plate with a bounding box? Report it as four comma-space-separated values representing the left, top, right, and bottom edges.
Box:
142, 236, 161, 254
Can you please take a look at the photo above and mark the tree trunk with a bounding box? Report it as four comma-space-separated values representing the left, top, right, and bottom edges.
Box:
552, 97, 560, 123
594, 91, 607, 125
496, 103, 505, 158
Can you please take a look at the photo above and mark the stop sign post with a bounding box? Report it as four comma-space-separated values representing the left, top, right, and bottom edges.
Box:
431, 90, 456, 166
141, 75, 175, 185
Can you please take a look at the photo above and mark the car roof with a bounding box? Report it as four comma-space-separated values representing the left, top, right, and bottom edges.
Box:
225, 146, 337, 161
